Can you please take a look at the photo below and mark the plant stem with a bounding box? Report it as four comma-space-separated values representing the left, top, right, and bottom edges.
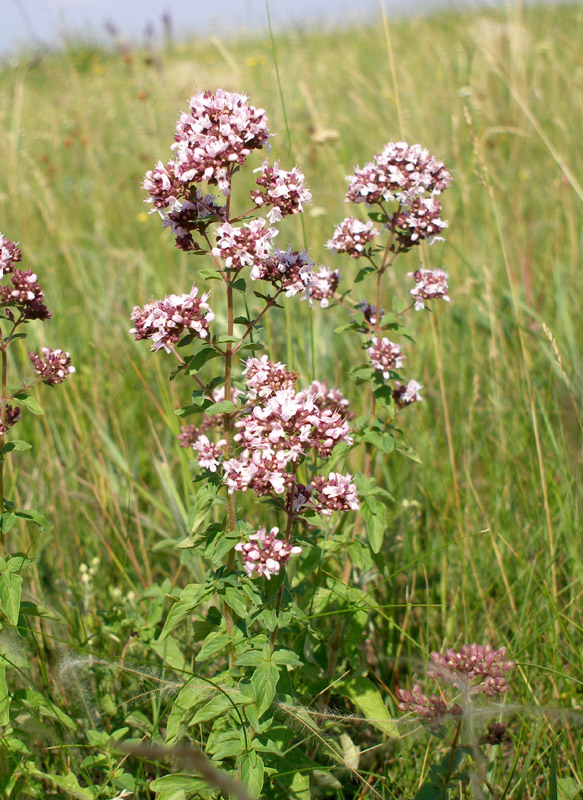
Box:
269, 467, 297, 652
0, 332, 6, 556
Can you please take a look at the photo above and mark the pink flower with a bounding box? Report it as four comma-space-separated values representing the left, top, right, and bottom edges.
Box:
130, 285, 214, 352
392, 380, 422, 407
306, 267, 339, 308
392, 196, 448, 247
252, 247, 314, 297
427, 644, 514, 697
212, 219, 278, 273
346, 141, 452, 206
251, 160, 312, 223
243, 356, 298, 400
1, 270, 51, 321
368, 337, 404, 379
408, 267, 450, 310
326, 217, 378, 258
172, 89, 271, 195
396, 685, 450, 723
0, 233, 22, 278
29, 348, 75, 386
162, 192, 226, 252
308, 381, 350, 414
235, 526, 302, 579
193, 434, 226, 472
309, 472, 359, 516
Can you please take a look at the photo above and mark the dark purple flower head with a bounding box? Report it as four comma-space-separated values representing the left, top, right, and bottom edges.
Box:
29, 348, 75, 386
393, 380, 422, 408
0, 404, 21, 435
253, 247, 314, 297
392, 196, 448, 248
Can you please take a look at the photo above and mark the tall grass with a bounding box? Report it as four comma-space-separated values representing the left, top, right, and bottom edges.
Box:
0, 1, 582, 793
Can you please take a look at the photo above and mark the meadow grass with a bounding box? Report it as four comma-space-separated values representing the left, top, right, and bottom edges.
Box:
0, 2, 582, 796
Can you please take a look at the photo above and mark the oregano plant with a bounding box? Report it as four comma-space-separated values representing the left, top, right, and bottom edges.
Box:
129, 89, 455, 799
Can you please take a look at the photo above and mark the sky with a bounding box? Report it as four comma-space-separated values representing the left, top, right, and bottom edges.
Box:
2, 0, 513, 55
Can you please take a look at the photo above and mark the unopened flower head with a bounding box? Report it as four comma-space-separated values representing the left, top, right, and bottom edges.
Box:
251, 160, 312, 223
212, 219, 278, 273
408, 267, 450, 310
235, 526, 302, 579
253, 247, 314, 296
171, 89, 271, 195
29, 348, 75, 386
392, 196, 448, 248
178, 423, 199, 448
0, 404, 21, 435
368, 336, 404, 379
393, 380, 422, 408
306, 267, 339, 308
243, 356, 298, 400
427, 643, 514, 697
346, 141, 452, 206
326, 217, 378, 258
193, 434, 226, 472
1, 270, 51, 321
396, 685, 450, 725
310, 472, 359, 516
0, 233, 22, 277
130, 285, 214, 352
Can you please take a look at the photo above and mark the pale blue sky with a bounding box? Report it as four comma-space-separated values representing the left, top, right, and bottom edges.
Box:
2, 0, 545, 55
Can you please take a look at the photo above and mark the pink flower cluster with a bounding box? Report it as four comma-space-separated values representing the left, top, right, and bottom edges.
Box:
409, 267, 450, 310
253, 247, 314, 297
218, 358, 357, 516
306, 267, 339, 308
212, 219, 278, 273
393, 196, 448, 248
192, 434, 226, 472
346, 141, 452, 206
0, 233, 22, 277
368, 337, 404, 379
172, 89, 270, 196
235, 526, 302, 579
251, 160, 312, 223
309, 381, 350, 414
326, 217, 378, 258
397, 643, 515, 726
427, 644, 514, 697
29, 348, 76, 386
1, 270, 51, 321
130, 286, 214, 353
143, 90, 270, 248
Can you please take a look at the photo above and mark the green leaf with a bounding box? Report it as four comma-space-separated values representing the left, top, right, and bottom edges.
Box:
187, 346, 222, 374
272, 649, 303, 667
204, 399, 237, 415
197, 268, 222, 280
0, 665, 10, 726
190, 693, 233, 724
0, 570, 22, 625
223, 586, 248, 617
252, 663, 279, 719
187, 484, 219, 534
13, 688, 77, 731
230, 278, 247, 292
158, 583, 213, 642
361, 496, 386, 553
27, 771, 93, 799
241, 751, 265, 799
195, 630, 231, 662
2, 440, 31, 454
337, 677, 398, 737
215, 334, 240, 344
14, 508, 53, 532
14, 393, 43, 415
